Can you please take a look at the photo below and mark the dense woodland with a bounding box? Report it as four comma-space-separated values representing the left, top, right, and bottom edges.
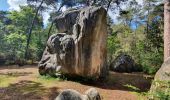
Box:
0, 0, 163, 75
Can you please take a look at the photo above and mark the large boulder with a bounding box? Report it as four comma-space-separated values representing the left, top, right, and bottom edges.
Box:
38, 6, 108, 78
110, 54, 139, 72
154, 58, 170, 81
149, 58, 170, 99
55, 88, 101, 100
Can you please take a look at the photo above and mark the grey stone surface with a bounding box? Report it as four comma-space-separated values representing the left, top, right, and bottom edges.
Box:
38, 6, 108, 78
85, 88, 101, 100
110, 54, 137, 72
55, 88, 101, 100
154, 57, 170, 81
149, 58, 170, 99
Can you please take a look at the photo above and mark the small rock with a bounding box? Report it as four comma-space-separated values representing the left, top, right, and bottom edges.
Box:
55, 88, 101, 100
85, 88, 101, 100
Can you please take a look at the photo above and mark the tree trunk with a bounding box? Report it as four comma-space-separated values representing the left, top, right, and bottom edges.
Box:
47, 21, 54, 38
86, 0, 90, 6
146, 1, 150, 35
25, 0, 44, 59
47, 5, 63, 39
106, 0, 112, 13
164, 0, 170, 61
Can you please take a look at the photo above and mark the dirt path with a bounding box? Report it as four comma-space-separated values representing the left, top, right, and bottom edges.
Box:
0, 65, 153, 100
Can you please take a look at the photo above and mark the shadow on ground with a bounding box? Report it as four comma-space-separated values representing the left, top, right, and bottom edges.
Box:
66, 71, 154, 92
0, 80, 59, 100
0, 65, 154, 100
0, 65, 38, 70
0, 72, 33, 77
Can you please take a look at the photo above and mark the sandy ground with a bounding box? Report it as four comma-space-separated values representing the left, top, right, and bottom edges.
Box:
0, 65, 153, 100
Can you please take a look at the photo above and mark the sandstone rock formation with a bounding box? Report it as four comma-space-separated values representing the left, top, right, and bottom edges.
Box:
38, 6, 108, 78
149, 58, 170, 99
55, 88, 101, 100
154, 58, 170, 81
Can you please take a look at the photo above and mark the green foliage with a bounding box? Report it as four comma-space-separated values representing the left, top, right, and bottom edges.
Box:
149, 80, 170, 100
152, 91, 170, 100
107, 0, 163, 74
37, 75, 62, 81
107, 20, 163, 74
4, 33, 26, 59
0, 6, 45, 63
107, 33, 121, 64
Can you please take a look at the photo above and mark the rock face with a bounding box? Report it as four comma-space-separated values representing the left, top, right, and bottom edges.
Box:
110, 54, 138, 72
38, 6, 108, 78
84, 88, 101, 100
149, 58, 170, 99
55, 88, 101, 100
154, 58, 170, 81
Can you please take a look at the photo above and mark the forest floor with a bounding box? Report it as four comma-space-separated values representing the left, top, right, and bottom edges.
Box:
0, 65, 154, 100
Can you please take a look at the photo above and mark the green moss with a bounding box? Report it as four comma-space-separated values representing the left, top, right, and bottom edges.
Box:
35, 75, 63, 87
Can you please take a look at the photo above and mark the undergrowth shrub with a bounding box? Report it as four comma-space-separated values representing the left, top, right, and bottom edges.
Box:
149, 80, 170, 100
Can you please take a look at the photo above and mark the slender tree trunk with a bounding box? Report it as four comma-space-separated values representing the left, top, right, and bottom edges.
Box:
146, 2, 150, 35
58, 5, 63, 12
25, 0, 44, 59
47, 5, 63, 39
164, 0, 170, 61
106, 0, 112, 13
47, 21, 54, 38
86, 0, 90, 6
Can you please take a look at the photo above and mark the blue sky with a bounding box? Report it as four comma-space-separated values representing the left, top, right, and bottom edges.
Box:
0, 0, 145, 29
0, 0, 49, 26
0, 0, 9, 11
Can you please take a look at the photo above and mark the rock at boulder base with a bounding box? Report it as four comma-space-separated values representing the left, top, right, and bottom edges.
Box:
55, 88, 101, 100
110, 54, 137, 73
38, 6, 108, 78
154, 57, 170, 81
149, 58, 170, 99
85, 88, 101, 100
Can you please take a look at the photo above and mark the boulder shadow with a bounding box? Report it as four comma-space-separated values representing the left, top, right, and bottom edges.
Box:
0, 72, 33, 77
0, 80, 60, 100
65, 71, 154, 92
0, 65, 38, 70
